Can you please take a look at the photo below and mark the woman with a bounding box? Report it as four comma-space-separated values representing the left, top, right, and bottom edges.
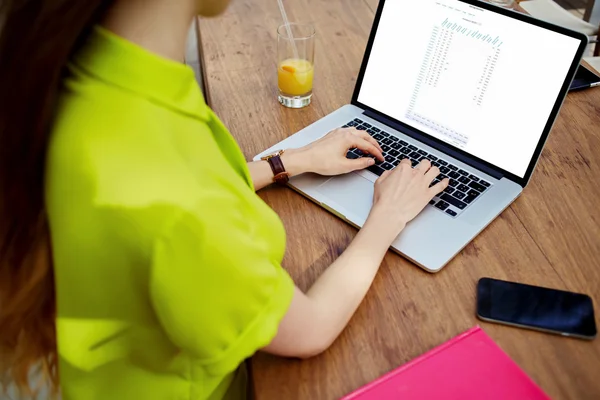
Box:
0, 0, 447, 398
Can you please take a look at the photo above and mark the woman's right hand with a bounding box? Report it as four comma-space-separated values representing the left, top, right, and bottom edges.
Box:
368, 158, 449, 240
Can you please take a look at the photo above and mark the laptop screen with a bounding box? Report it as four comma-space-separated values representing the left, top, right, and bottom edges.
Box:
356, 0, 583, 178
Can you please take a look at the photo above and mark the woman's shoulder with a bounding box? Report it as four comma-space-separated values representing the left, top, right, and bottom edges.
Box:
47, 79, 208, 212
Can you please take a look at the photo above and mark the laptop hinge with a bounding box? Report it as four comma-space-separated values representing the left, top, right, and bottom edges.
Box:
363, 110, 503, 180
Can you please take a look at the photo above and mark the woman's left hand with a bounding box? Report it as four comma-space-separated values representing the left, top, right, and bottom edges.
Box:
285, 128, 385, 177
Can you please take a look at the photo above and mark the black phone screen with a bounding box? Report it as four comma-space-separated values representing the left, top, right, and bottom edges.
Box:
477, 278, 597, 338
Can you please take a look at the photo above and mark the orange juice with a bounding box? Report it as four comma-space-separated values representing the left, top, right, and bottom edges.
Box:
278, 58, 314, 96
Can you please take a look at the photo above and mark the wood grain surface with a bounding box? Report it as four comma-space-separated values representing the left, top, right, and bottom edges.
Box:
197, 0, 600, 398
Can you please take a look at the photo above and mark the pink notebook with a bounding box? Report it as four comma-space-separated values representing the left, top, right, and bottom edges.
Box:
342, 326, 550, 400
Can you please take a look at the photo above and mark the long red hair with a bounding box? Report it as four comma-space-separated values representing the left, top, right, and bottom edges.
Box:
0, 0, 114, 396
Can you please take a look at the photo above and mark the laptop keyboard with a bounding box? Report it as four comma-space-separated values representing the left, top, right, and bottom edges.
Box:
343, 118, 492, 218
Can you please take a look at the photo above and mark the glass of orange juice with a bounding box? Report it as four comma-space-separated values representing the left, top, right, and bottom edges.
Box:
277, 23, 315, 108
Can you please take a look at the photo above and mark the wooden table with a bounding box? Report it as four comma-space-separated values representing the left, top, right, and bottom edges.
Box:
197, 1, 600, 398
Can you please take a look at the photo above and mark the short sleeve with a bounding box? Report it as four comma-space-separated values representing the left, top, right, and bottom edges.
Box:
149, 195, 295, 377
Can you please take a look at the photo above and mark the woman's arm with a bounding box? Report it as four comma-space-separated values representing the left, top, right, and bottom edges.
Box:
263, 160, 448, 358
247, 128, 384, 191
263, 212, 397, 358
247, 149, 307, 191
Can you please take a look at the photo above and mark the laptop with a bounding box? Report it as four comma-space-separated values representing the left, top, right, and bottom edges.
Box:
255, 0, 587, 273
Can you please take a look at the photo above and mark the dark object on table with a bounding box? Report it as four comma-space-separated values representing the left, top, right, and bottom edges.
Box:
477, 277, 597, 340
569, 64, 600, 91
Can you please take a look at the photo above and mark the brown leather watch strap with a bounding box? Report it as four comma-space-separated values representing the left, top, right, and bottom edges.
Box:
262, 151, 290, 185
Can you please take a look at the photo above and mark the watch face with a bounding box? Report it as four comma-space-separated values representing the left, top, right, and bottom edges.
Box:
265, 150, 283, 159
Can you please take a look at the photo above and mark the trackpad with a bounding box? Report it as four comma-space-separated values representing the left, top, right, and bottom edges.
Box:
317, 173, 374, 218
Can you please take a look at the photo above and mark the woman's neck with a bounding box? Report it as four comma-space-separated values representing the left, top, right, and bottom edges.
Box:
102, 0, 197, 62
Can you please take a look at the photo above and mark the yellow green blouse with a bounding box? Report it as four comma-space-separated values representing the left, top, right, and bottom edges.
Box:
45, 26, 295, 400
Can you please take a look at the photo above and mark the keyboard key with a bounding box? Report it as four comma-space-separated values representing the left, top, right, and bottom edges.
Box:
457, 184, 469, 192
458, 176, 470, 184
449, 179, 459, 187
454, 191, 466, 200
356, 125, 367, 130
467, 190, 481, 198
468, 181, 486, 192
445, 187, 455, 195
410, 159, 418, 167
385, 155, 395, 163
429, 200, 436, 205
438, 160, 448, 166
362, 123, 372, 128
448, 171, 460, 179
448, 164, 458, 171
373, 134, 384, 141
432, 178, 440, 185
463, 195, 477, 204
439, 166, 450, 174
367, 129, 377, 135
342, 124, 350, 128
367, 165, 385, 176
400, 147, 410, 154
408, 144, 418, 151
417, 149, 428, 156
391, 158, 401, 166
355, 149, 365, 156
382, 144, 391, 152
391, 142, 402, 150
389, 149, 400, 157
346, 152, 359, 159
458, 169, 468, 176
381, 162, 394, 170
432, 161, 440, 168
480, 180, 491, 187
382, 138, 393, 145
353, 118, 363, 124
469, 175, 479, 182
372, 127, 381, 133
428, 155, 438, 161
348, 121, 358, 127
399, 140, 408, 146
446, 209, 457, 217
441, 193, 467, 210
435, 201, 450, 211
439, 174, 448, 180
380, 131, 390, 137
409, 151, 421, 159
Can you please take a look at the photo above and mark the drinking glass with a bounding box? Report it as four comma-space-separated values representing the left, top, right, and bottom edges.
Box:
484, 0, 515, 8
277, 23, 315, 108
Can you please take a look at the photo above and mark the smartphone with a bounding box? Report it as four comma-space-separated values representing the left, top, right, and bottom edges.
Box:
569, 64, 600, 91
476, 278, 597, 340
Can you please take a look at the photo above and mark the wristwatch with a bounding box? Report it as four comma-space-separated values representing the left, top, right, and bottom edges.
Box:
261, 149, 290, 185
